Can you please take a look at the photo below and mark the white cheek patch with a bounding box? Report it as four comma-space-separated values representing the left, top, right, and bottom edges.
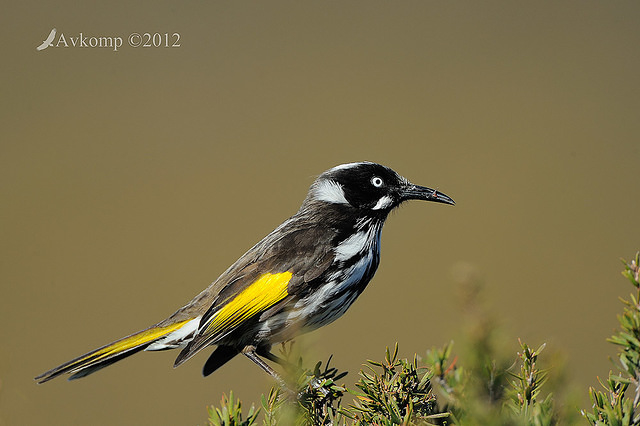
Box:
372, 195, 393, 210
313, 179, 349, 204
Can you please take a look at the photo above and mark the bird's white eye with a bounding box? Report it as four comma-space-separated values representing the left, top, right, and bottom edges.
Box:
371, 176, 384, 188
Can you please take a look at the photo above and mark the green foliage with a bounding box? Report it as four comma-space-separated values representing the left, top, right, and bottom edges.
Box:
423, 341, 466, 419
208, 391, 259, 426
507, 340, 555, 425
583, 253, 640, 425
206, 252, 640, 426
295, 357, 348, 424
347, 344, 444, 425
259, 347, 349, 426
207, 341, 554, 425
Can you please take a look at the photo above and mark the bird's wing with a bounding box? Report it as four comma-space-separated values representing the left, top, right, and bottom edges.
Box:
36, 29, 56, 51
173, 220, 337, 366
45, 28, 56, 43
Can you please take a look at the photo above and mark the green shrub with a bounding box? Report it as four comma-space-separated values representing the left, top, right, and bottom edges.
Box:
207, 253, 640, 425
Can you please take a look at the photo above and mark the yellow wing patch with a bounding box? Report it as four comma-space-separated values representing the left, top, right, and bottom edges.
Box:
205, 271, 292, 336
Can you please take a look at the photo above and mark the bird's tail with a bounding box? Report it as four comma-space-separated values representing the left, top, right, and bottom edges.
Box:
35, 319, 192, 384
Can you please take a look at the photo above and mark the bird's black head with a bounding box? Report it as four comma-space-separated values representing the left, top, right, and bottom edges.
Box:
304, 162, 454, 213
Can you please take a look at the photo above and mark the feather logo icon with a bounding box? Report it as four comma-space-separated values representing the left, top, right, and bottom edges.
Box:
37, 28, 56, 51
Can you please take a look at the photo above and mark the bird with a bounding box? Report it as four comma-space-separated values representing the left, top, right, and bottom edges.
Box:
36, 28, 56, 51
35, 162, 454, 384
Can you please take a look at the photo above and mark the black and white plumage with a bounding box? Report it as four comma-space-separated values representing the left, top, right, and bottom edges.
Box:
35, 161, 454, 384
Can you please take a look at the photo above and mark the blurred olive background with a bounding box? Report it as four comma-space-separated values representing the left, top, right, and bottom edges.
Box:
2, 1, 639, 424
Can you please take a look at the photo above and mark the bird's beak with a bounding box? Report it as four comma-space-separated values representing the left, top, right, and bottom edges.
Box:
400, 184, 455, 206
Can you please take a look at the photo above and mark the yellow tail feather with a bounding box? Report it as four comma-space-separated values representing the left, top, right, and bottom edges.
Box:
35, 319, 190, 383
